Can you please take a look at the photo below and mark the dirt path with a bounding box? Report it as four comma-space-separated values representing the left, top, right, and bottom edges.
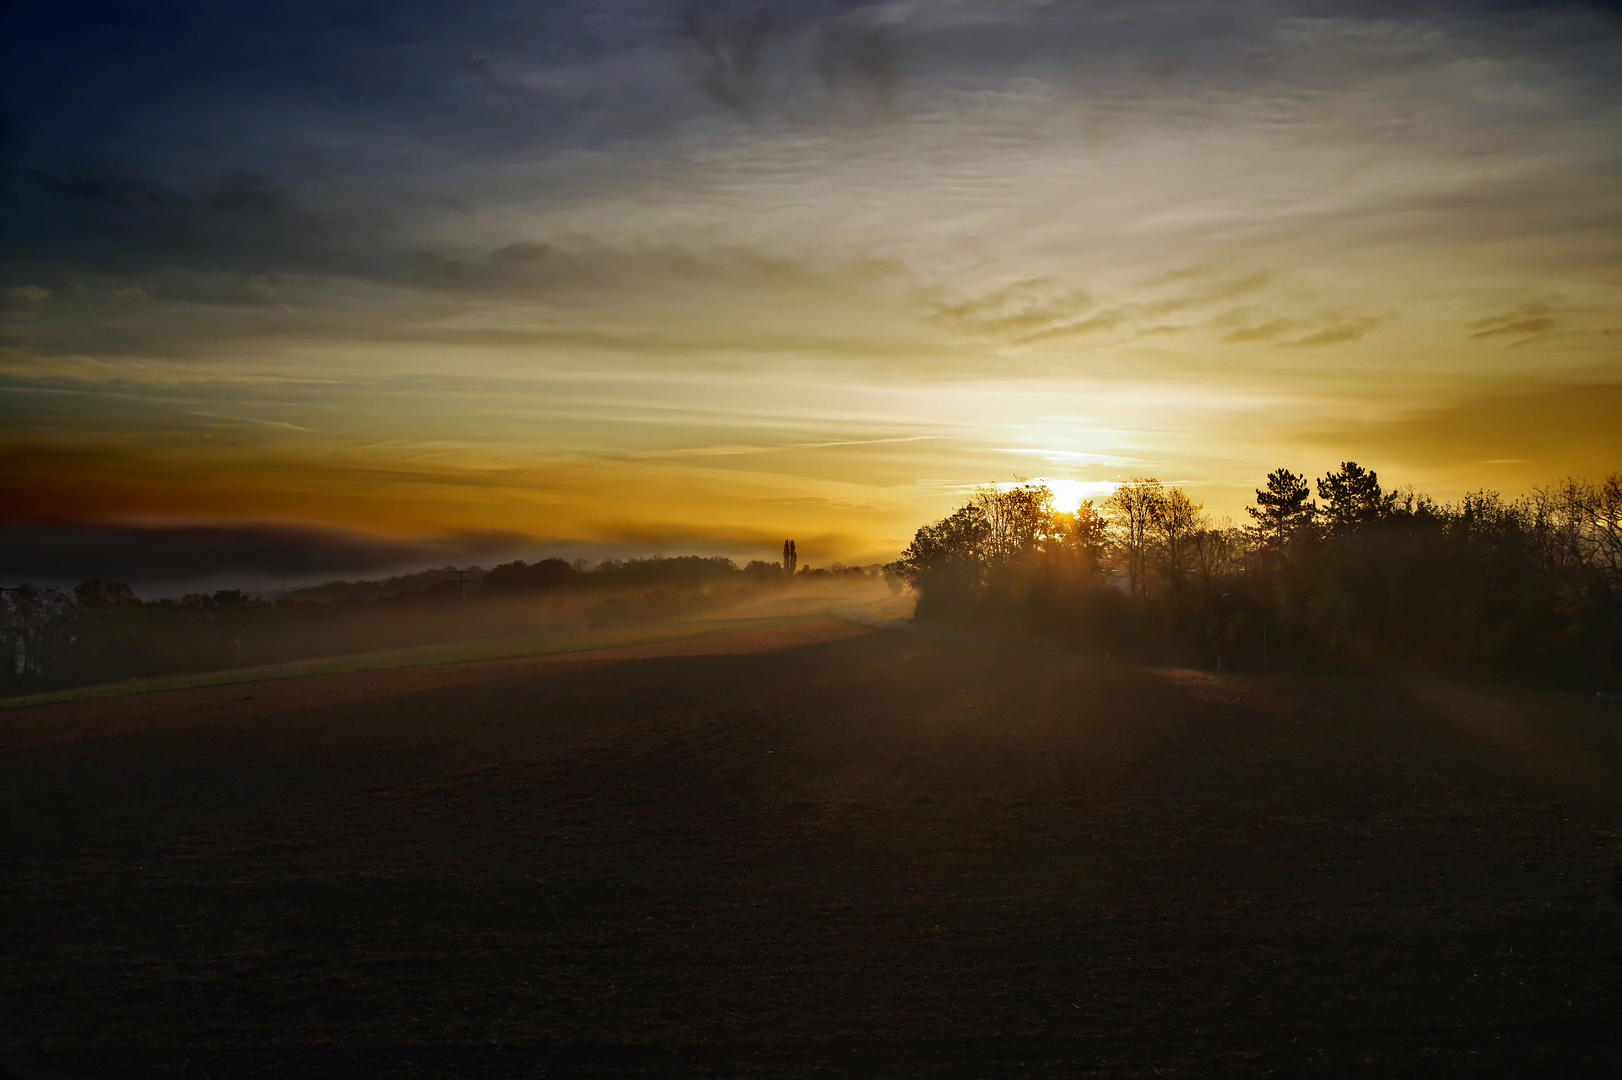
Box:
3, 618, 1621, 1077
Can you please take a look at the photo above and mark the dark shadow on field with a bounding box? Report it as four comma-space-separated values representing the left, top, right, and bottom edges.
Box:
2, 628, 1621, 1078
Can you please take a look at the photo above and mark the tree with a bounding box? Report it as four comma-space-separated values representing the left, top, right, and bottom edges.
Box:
973, 480, 1056, 564
1530, 475, 1622, 598
1054, 499, 1111, 572
0, 583, 73, 691
73, 580, 139, 608
1152, 487, 1207, 605
1317, 461, 1395, 537
1593, 474, 1622, 593
480, 559, 576, 595
1104, 478, 1164, 597
887, 465, 1622, 670
890, 482, 1061, 608
782, 539, 798, 576
1190, 523, 1246, 597
1247, 468, 1316, 552
889, 502, 990, 592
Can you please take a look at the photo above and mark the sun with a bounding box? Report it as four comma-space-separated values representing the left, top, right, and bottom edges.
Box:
1043, 478, 1119, 515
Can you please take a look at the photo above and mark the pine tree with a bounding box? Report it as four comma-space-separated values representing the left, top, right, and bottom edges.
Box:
1247, 468, 1316, 550
1317, 462, 1396, 536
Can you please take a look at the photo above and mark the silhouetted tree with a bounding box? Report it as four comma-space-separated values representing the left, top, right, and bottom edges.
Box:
897, 464, 1621, 673
1152, 487, 1206, 609
481, 558, 575, 595
1054, 499, 1111, 573
1317, 461, 1396, 537
1104, 478, 1164, 597
1248, 468, 1317, 553
891, 504, 989, 590
1191, 524, 1245, 597
1530, 476, 1622, 595
973, 481, 1057, 563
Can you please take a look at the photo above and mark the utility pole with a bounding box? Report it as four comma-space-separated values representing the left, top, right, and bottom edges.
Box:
448, 568, 475, 600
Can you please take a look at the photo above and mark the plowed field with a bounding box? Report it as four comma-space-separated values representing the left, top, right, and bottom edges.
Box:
4, 613, 1621, 1077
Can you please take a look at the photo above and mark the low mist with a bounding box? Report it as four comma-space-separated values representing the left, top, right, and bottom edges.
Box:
0, 555, 894, 698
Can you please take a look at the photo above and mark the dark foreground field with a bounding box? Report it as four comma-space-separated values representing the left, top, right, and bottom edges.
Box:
3, 614, 1622, 1078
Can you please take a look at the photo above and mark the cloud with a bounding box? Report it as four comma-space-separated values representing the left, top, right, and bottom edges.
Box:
187, 411, 313, 433
1283, 315, 1383, 348
1470, 304, 1560, 343
5, 181, 908, 302
0, 228, 929, 364
0, 519, 527, 592
1143, 271, 1276, 314
1216, 309, 1384, 348
1013, 312, 1129, 346
0, 429, 922, 571
677, 0, 793, 113
674, 0, 898, 115
7, 168, 392, 285
1474, 316, 1552, 339
931, 277, 1095, 337
929, 268, 1300, 349
440, 236, 909, 299
995, 448, 1132, 466
620, 435, 938, 459
583, 514, 861, 555
1222, 318, 1298, 343
934, 269, 1378, 354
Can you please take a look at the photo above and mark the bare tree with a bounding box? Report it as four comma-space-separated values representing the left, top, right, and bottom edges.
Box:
1530, 475, 1622, 596
972, 480, 1056, 564
1595, 474, 1622, 592
1104, 478, 1165, 597
1191, 523, 1247, 598
1152, 486, 1207, 604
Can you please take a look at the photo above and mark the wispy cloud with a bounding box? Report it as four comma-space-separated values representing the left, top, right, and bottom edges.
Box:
621, 435, 940, 459
994, 448, 1132, 466
188, 411, 312, 432
1470, 304, 1560, 343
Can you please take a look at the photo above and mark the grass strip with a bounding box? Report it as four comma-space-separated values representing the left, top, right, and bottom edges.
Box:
0, 616, 804, 710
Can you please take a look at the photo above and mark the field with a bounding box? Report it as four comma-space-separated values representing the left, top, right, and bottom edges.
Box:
3, 600, 1622, 1077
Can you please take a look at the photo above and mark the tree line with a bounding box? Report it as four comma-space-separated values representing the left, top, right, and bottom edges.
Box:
888, 466, 1622, 673
0, 554, 876, 697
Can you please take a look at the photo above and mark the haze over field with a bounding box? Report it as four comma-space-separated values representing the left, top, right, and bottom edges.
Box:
2, 0, 1620, 589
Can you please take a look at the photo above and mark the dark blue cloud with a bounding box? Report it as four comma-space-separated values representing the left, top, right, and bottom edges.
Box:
0, 1, 673, 164
2, 0, 1619, 296
13, 1, 1605, 157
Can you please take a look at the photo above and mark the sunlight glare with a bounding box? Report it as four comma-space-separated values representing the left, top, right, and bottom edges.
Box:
1042, 478, 1119, 514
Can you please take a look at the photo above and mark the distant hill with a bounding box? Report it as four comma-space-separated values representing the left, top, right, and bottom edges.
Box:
274, 566, 485, 603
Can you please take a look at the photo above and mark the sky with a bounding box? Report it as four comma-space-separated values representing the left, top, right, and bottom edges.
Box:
2, 0, 1620, 591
